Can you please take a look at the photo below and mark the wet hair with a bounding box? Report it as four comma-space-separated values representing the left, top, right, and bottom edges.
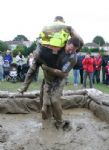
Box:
54, 16, 65, 22
67, 37, 84, 52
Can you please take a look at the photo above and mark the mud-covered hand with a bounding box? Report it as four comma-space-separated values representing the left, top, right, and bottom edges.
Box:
42, 64, 67, 78
17, 86, 27, 94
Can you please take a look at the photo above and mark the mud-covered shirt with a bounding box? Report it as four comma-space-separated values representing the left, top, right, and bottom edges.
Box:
37, 44, 71, 70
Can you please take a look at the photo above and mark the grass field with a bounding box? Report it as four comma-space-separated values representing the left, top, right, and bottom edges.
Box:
0, 69, 109, 93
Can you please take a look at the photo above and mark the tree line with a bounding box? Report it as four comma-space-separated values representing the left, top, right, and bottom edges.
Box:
0, 35, 37, 57
0, 34, 107, 57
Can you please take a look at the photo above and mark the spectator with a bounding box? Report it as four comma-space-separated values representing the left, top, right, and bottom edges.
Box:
4, 50, 13, 64
102, 51, 109, 84
27, 53, 34, 67
77, 52, 85, 84
93, 53, 102, 83
72, 52, 85, 85
73, 68, 79, 88
16, 52, 25, 66
3, 60, 10, 80
82, 52, 94, 88
27, 52, 39, 81
72, 53, 80, 88
105, 61, 109, 86
0, 52, 4, 81
16, 52, 25, 79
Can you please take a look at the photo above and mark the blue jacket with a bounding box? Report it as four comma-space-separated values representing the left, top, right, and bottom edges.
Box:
4, 54, 13, 64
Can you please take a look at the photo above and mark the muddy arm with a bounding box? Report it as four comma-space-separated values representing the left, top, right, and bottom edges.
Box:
42, 64, 67, 78
18, 64, 39, 94
18, 51, 40, 94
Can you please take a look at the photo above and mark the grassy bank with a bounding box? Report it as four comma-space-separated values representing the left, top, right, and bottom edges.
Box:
0, 69, 109, 93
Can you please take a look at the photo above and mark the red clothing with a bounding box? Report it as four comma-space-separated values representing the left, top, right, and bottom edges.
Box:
93, 56, 102, 71
105, 65, 109, 75
82, 57, 94, 73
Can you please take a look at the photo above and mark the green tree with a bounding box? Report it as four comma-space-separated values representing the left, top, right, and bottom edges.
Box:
13, 45, 28, 57
0, 41, 9, 53
27, 41, 37, 55
13, 35, 29, 41
93, 36, 105, 46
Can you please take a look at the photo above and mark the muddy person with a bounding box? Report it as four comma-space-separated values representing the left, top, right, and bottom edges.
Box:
18, 16, 83, 130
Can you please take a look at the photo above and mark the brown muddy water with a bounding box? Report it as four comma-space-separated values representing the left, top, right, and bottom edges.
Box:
0, 108, 109, 150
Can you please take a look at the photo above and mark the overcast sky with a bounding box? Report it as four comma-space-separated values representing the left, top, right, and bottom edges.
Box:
0, 0, 109, 43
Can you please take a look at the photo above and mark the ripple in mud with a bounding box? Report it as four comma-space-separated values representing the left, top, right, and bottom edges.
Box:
0, 108, 109, 150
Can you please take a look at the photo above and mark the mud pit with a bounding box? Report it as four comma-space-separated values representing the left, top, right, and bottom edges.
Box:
0, 89, 109, 150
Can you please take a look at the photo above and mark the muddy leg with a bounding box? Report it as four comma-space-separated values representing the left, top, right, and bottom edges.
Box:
40, 79, 45, 109
41, 83, 52, 120
51, 81, 72, 131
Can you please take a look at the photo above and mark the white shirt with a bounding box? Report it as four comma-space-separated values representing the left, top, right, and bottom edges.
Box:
16, 55, 25, 66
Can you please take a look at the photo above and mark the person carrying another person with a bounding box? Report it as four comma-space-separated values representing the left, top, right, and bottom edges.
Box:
18, 37, 83, 130
18, 16, 83, 130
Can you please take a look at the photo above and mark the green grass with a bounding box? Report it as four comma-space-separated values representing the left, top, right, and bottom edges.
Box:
0, 69, 109, 94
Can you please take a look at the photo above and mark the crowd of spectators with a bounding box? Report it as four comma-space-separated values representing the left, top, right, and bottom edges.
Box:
0, 50, 35, 82
68, 51, 109, 88
0, 50, 39, 82
0, 50, 109, 88
0, 50, 13, 81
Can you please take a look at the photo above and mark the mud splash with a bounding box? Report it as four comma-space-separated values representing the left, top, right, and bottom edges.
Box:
0, 108, 109, 150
